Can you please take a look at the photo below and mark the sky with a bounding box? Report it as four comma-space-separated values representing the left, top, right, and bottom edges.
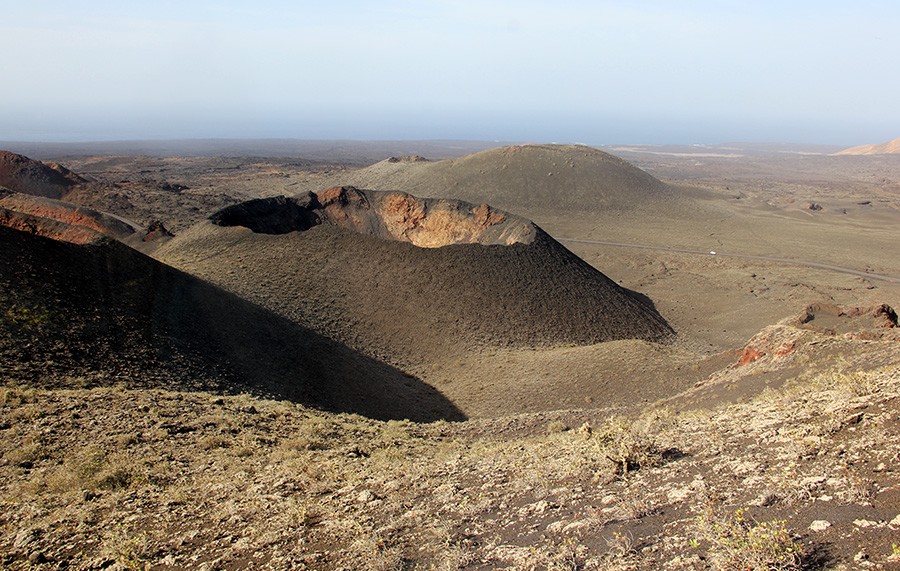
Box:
1, 0, 898, 145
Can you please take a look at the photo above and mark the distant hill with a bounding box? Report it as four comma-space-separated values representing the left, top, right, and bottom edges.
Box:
0, 150, 86, 198
835, 138, 900, 155
342, 144, 674, 215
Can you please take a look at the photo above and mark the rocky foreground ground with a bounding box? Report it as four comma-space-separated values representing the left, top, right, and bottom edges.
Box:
1, 335, 898, 570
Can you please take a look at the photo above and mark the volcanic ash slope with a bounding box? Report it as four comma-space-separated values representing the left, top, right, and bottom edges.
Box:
157, 187, 673, 371
0, 205, 464, 422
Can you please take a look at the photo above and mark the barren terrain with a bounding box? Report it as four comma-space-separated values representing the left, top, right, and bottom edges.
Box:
1, 140, 898, 569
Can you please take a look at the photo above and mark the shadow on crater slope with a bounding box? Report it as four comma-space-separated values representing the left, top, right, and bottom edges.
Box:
0, 224, 465, 422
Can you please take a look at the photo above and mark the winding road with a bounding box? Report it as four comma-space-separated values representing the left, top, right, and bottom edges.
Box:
558, 238, 900, 284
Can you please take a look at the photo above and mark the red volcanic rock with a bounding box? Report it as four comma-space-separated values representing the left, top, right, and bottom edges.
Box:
0, 207, 104, 245
211, 186, 537, 247
774, 342, 795, 358
472, 203, 506, 227
0, 191, 138, 241
0, 151, 86, 198
317, 185, 368, 208
871, 304, 898, 328
738, 346, 765, 366
141, 220, 175, 242
383, 192, 427, 228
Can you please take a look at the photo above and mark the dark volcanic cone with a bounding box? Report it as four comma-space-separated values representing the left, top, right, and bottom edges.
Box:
0, 150, 86, 199
345, 144, 673, 214
0, 222, 464, 422
158, 187, 673, 368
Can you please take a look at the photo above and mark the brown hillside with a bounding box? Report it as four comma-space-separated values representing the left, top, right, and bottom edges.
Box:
342, 144, 673, 215
0, 207, 107, 245
0, 190, 177, 253
157, 188, 673, 372
835, 138, 900, 155
835, 137, 900, 155
0, 190, 139, 240
0, 150, 86, 198
0, 224, 463, 422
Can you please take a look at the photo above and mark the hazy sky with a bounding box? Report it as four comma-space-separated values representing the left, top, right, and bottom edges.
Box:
2, 1, 898, 144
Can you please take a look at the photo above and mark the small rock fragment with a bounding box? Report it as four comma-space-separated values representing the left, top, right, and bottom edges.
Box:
801, 476, 826, 487
809, 520, 831, 532
13, 529, 40, 549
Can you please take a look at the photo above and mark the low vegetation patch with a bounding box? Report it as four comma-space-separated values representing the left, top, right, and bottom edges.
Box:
0, 361, 897, 569
696, 506, 804, 571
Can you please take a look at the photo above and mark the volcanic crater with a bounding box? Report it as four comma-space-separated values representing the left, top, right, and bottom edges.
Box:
210, 185, 537, 247
158, 188, 674, 372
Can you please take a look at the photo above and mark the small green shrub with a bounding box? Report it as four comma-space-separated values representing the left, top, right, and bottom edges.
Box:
697, 506, 803, 571
2, 303, 50, 331
96, 466, 134, 490
595, 416, 660, 477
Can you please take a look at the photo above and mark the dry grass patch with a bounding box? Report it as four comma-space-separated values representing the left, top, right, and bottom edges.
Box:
695, 506, 804, 571
593, 411, 677, 478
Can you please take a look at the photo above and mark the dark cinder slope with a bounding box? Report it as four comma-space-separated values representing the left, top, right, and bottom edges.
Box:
0, 224, 464, 422
0, 150, 86, 198
157, 187, 673, 369
344, 144, 674, 214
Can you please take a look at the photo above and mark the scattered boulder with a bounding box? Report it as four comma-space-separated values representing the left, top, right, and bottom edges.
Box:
809, 520, 831, 532
141, 220, 175, 242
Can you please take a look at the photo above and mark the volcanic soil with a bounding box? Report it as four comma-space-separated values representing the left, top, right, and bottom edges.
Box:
1, 141, 899, 569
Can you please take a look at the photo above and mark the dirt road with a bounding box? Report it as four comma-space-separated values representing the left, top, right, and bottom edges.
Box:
558, 238, 900, 283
